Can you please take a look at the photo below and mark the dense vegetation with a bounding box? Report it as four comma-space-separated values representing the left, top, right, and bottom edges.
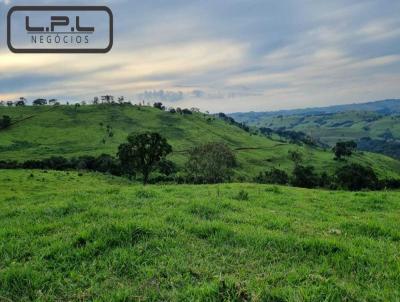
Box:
2, 149, 398, 190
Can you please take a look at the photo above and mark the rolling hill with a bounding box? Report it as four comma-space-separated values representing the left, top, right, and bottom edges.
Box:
229, 99, 400, 160
1, 104, 400, 180
230, 99, 400, 120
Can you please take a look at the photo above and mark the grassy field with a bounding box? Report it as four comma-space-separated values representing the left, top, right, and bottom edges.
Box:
1, 105, 400, 180
1, 169, 399, 301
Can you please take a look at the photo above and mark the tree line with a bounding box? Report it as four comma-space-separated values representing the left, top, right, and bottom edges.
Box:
254, 162, 399, 190
0, 97, 199, 113
0, 132, 399, 190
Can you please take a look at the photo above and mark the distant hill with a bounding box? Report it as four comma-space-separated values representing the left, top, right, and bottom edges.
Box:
230, 99, 400, 121
1, 104, 400, 179
229, 99, 400, 160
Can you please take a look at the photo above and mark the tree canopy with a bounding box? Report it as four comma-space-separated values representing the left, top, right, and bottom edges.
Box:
333, 141, 357, 160
117, 132, 172, 184
185, 142, 236, 184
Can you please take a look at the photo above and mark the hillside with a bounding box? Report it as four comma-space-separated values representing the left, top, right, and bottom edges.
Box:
1, 169, 399, 301
1, 104, 400, 179
230, 99, 400, 120
229, 100, 400, 160
251, 111, 400, 159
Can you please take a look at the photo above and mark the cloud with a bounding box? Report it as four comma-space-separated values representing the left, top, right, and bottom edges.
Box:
1, 0, 400, 112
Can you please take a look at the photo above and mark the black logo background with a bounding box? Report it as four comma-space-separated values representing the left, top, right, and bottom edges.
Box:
7, 6, 113, 53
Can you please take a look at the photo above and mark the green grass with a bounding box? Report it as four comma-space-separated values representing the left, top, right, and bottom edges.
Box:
1, 169, 400, 301
1, 105, 400, 180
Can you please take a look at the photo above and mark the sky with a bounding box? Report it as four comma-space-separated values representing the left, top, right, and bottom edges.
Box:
1, 0, 400, 113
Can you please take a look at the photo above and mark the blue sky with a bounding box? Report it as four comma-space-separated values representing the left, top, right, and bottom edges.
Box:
1, 0, 400, 112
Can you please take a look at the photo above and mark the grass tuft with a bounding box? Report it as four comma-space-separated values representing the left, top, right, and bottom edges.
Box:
234, 190, 250, 201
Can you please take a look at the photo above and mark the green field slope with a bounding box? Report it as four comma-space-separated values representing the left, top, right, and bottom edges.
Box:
1, 105, 400, 179
231, 109, 400, 160
0, 170, 399, 301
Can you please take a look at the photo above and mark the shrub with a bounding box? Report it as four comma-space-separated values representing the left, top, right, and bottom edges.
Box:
185, 142, 236, 184
93, 154, 121, 175
0, 160, 19, 169
335, 163, 379, 191
255, 168, 288, 185
291, 165, 319, 188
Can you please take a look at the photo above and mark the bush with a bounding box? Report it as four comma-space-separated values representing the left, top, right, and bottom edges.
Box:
255, 168, 288, 185
185, 142, 236, 184
0, 160, 19, 169
335, 163, 379, 191
333, 141, 357, 160
93, 154, 122, 175
381, 178, 400, 189
22, 156, 71, 170
291, 165, 319, 188
0, 115, 11, 129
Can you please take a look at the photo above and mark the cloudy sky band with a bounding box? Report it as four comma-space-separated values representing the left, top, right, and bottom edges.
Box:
0, 0, 399, 112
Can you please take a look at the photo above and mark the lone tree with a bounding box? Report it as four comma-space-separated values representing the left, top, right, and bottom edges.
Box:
153, 102, 165, 110
15, 97, 26, 106
117, 132, 172, 184
33, 99, 47, 106
333, 141, 357, 160
185, 142, 236, 184
101, 95, 114, 104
